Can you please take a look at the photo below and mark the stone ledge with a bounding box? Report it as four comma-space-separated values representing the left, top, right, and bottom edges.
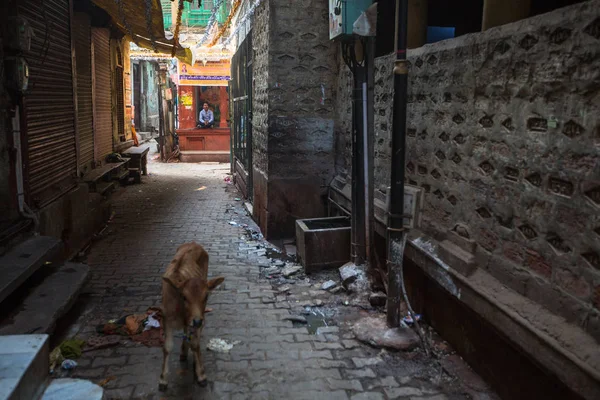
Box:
401, 232, 600, 400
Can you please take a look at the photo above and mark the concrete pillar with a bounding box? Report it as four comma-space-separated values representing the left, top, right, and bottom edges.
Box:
219, 86, 228, 128
482, 0, 531, 31
408, 0, 428, 49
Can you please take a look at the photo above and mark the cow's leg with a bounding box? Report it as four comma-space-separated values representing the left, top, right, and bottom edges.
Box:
190, 335, 207, 386
180, 326, 189, 362
158, 321, 174, 391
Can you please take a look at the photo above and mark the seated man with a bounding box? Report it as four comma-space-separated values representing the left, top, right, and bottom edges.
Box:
198, 102, 214, 128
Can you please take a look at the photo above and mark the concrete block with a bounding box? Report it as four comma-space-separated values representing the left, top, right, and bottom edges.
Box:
0, 335, 49, 400
438, 240, 477, 277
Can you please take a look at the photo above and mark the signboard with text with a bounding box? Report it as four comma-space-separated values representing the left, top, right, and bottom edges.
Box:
178, 60, 231, 86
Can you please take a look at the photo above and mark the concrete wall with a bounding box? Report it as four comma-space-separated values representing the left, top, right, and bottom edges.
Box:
252, 0, 338, 239
336, 1, 600, 339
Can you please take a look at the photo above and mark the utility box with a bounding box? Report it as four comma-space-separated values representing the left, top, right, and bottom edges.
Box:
328, 0, 373, 40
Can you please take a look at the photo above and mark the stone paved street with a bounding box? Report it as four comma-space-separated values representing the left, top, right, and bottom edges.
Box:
63, 150, 496, 400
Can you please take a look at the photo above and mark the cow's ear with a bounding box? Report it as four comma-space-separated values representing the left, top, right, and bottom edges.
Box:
207, 276, 225, 291
163, 277, 183, 296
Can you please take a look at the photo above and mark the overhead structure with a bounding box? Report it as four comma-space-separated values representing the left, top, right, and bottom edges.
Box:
92, 0, 194, 64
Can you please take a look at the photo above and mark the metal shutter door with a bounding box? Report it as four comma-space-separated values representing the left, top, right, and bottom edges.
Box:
19, 0, 77, 207
73, 12, 94, 174
92, 28, 113, 162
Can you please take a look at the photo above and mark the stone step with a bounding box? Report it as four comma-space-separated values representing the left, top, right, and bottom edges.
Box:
40, 379, 103, 400
0, 263, 90, 336
0, 335, 49, 400
0, 236, 63, 305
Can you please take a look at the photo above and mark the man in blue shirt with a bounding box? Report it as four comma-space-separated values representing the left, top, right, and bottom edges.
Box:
198, 102, 214, 128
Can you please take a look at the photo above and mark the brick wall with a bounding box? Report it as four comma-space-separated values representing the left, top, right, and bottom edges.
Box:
335, 0, 600, 340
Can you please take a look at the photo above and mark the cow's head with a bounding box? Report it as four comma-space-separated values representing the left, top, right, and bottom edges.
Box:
163, 276, 224, 331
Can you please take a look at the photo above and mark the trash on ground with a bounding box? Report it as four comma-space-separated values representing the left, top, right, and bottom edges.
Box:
224, 176, 232, 184
61, 359, 78, 370
321, 280, 337, 290
195, 186, 207, 191
49, 347, 64, 373
59, 338, 86, 359
235, 197, 241, 201
98, 376, 116, 387
96, 307, 164, 347
207, 338, 241, 353
229, 221, 238, 226
144, 310, 161, 331
83, 335, 121, 352
402, 313, 422, 325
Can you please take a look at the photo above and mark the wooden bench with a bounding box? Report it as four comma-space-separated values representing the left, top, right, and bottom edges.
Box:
121, 146, 150, 176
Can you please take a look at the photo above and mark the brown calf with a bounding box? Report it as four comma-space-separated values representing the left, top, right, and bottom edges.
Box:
158, 242, 224, 391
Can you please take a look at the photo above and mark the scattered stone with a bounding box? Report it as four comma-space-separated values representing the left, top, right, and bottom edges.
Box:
351, 315, 420, 351
369, 292, 387, 307
263, 267, 281, 276
330, 286, 344, 294
322, 280, 337, 290
315, 299, 324, 307
282, 265, 303, 277
283, 315, 307, 324
278, 285, 291, 293
339, 262, 360, 287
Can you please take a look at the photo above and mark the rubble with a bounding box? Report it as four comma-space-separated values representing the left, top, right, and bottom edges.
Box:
351, 315, 420, 351
339, 262, 369, 292
282, 265, 303, 277
369, 292, 387, 307
321, 280, 337, 290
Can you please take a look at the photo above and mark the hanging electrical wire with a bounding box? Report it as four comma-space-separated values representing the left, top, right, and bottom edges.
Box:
223, 0, 263, 45
116, 0, 139, 45
195, 0, 227, 48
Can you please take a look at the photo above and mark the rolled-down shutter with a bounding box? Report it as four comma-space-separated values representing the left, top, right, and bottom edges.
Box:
92, 28, 113, 162
73, 12, 94, 174
19, 0, 77, 207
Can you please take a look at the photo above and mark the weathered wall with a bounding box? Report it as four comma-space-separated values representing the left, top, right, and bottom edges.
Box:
251, 0, 270, 232
140, 61, 160, 131
252, 0, 338, 239
336, 1, 600, 339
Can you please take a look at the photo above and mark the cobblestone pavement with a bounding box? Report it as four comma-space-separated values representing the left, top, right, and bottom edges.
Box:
64, 151, 497, 400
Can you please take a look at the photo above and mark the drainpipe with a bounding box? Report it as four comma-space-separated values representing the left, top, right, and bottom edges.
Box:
386, 0, 409, 328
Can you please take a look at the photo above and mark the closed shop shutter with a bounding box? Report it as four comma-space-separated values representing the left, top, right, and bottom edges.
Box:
92, 28, 113, 162
73, 12, 94, 174
19, 0, 77, 207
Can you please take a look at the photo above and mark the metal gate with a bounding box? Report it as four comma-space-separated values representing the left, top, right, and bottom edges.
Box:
115, 48, 125, 143
92, 28, 113, 162
19, 0, 77, 207
73, 12, 94, 175
231, 30, 252, 198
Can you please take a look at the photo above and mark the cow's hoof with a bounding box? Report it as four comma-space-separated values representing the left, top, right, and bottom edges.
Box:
197, 378, 208, 387
158, 383, 168, 392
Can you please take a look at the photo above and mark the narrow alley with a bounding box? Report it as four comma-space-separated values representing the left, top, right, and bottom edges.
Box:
61, 147, 495, 400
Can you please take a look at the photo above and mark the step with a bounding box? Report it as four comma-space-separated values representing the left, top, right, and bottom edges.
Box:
41, 378, 103, 400
0, 263, 90, 336
0, 335, 49, 400
0, 236, 63, 305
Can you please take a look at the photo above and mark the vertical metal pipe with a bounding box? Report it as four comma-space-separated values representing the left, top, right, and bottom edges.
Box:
387, 0, 409, 327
